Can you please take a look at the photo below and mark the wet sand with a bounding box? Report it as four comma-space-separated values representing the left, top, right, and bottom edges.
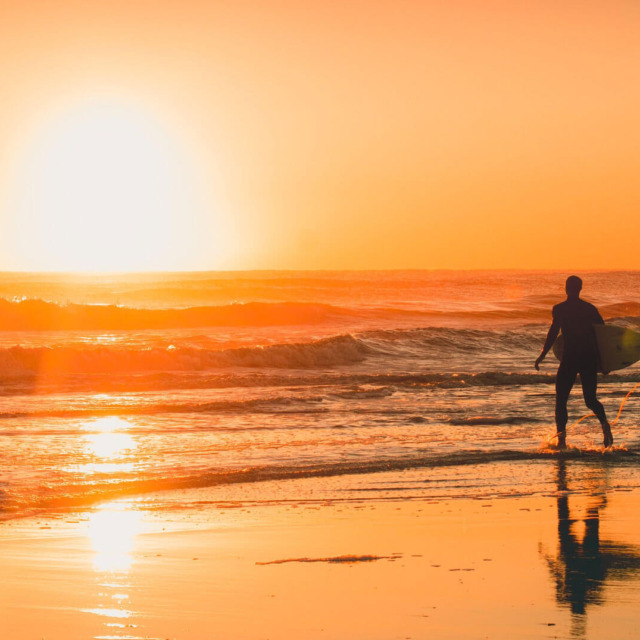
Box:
3, 473, 640, 640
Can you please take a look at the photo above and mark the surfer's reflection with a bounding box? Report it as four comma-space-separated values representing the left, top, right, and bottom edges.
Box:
542, 460, 640, 637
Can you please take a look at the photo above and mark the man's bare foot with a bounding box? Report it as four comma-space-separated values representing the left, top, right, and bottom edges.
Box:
603, 426, 614, 448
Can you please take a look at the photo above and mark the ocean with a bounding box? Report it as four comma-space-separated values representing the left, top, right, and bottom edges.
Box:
2, 270, 640, 519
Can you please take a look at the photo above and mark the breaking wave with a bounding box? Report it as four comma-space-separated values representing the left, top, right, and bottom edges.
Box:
0, 334, 370, 379
0, 325, 548, 380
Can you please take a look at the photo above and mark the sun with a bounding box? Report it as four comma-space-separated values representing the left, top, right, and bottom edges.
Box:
12, 98, 203, 272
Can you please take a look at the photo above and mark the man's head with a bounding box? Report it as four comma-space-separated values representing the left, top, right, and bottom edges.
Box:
565, 275, 583, 297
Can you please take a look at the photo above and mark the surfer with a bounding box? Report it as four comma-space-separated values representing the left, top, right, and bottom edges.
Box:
534, 275, 613, 448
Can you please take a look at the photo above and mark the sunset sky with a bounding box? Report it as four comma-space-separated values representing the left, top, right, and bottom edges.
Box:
0, 1, 639, 272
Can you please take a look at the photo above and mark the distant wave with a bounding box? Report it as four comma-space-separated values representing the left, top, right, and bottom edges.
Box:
0, 297, 528, 330
1, 296, 640, 332
0, 297, 547, 331
0, 299, 354, 330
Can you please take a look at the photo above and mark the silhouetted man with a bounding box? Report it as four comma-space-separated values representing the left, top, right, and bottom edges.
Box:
535, 275, 613, 448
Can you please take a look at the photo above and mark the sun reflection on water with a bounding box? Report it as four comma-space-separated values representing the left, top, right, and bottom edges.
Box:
86, 431, 135, 459
88, 503, 143, 573
84, 416, 136, 460
83, 502, 146, 632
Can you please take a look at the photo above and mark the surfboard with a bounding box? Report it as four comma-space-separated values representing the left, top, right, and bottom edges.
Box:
552, 324, 640, 374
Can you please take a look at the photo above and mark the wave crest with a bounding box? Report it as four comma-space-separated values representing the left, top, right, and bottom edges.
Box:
0, 333, 369, 378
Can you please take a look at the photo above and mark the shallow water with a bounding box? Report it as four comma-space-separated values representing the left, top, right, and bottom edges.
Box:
1, 270, 640, 516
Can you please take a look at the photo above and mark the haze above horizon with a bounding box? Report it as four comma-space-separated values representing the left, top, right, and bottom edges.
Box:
1, 1, 638, 273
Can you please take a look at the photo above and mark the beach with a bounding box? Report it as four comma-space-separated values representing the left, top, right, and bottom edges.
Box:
3, 0, 640, 635
2, 270, 640, 638
3, 464, 640, 640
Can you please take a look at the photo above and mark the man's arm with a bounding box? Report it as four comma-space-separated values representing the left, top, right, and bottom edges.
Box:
535, 316, 560, 370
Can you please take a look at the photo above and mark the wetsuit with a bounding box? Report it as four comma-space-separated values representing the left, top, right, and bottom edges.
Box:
547, 298, 607, 431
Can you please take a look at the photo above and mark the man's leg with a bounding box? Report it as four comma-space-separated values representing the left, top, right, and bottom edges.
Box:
579, 367, 613, 447
555, 362, 577, 447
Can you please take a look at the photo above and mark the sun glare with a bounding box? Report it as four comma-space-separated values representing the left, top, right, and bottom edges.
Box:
88, 503, 143, 573
14, 99, 201, 272
85, 416, 136, 460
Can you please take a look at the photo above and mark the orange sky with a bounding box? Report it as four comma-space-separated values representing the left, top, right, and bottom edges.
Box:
1, 1, 639, 271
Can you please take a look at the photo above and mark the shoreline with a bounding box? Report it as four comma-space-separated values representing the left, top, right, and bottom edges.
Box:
3, 443, 638, 523
3, 466, 640, 640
